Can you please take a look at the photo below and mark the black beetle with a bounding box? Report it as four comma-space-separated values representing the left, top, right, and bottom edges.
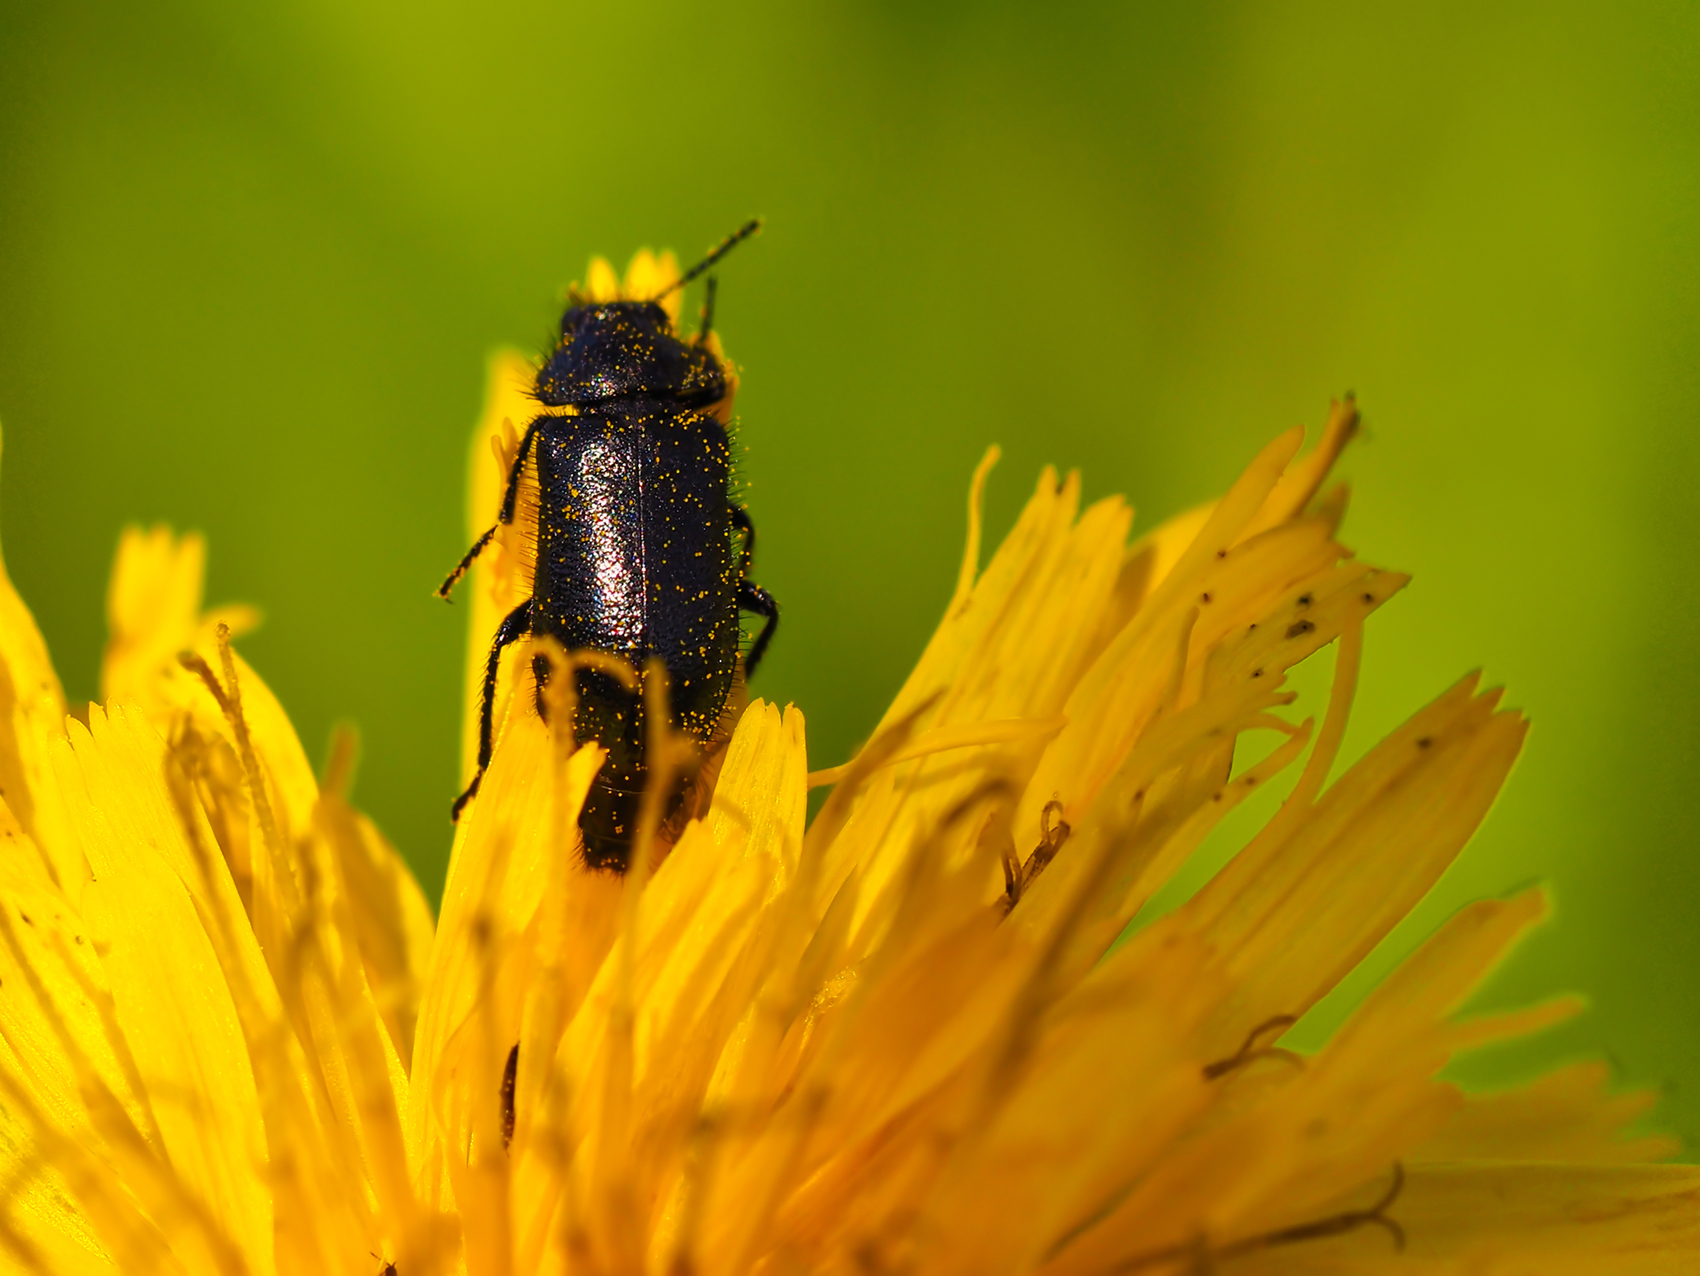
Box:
439, 221, 778, 872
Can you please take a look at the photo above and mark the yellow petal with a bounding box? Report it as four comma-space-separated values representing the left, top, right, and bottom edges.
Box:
0, 425, 66, 852
1188, 675, 1529, 1054
314, 740, 436, 1071
101, 525, 259, 711
49, 706, 274, 1272
1417, 1060, 1675, 1165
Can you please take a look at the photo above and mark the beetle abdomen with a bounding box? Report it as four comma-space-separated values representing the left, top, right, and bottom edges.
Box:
638, 407, 740, 739
532, 406, 737, 716
531, 403, 738, 869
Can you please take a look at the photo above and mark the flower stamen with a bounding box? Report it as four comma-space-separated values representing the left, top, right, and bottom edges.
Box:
1200, 1012, 1301, 1080
1003, 798, 1072, 913
1221, 1161, 1407, 1258
177, 621, 282, 858
1109, 1163, 1407, 1272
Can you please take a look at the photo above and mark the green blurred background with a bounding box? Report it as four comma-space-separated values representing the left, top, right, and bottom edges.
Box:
1, 0, 1697, 1136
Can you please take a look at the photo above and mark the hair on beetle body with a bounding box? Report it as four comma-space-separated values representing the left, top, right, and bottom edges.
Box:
440, 221, 778, 873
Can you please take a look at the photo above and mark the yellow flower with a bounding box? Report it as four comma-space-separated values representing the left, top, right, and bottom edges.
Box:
0, 246, 1693, 1275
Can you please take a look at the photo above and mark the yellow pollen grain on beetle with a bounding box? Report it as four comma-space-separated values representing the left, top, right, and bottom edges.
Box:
0, 249, 1690, 1276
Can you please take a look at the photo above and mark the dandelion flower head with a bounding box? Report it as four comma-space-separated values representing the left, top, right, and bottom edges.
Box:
0, 250, 1691, 1275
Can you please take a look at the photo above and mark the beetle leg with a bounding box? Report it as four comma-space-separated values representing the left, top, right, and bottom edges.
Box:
731, 505, 778, 675
436, 417, 545, 600
498, 417, 546, 524
437, 525, 497, 599
738, 581, 779, 678
731, 503, 757, 576
452, 598, 533, 820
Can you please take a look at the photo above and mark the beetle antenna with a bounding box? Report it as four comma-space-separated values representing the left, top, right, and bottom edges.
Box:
655, 219, 762, 301
699, 275, 719, 340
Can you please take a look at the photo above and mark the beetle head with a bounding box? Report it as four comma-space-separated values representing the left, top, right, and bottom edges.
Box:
535, 301, 725, 407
